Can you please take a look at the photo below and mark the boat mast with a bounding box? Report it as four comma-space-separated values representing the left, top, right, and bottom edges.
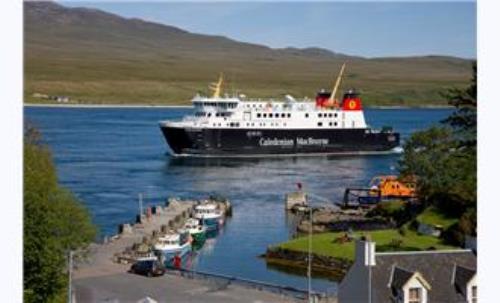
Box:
329, 63, 346, 103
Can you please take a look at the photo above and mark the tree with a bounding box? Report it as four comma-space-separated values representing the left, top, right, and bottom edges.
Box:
399, 63, 476, 219
24, 125, 96, 303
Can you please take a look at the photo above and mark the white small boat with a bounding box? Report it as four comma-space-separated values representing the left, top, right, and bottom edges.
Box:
154, 231, 192, 262
193, 203, 224, 231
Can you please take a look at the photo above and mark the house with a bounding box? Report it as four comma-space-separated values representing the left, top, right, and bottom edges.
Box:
338, 239, 477, 303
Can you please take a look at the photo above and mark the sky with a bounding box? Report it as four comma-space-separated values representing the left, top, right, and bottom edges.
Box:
61, 1, 477, 59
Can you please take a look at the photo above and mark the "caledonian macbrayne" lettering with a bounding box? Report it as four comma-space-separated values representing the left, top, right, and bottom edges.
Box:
259, 137, 329, 147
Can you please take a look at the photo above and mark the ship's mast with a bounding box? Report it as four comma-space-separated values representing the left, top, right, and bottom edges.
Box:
329, 63, 346, 103
209, 73, 224, 98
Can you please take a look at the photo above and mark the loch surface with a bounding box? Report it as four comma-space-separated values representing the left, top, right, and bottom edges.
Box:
24, 106, 451, 293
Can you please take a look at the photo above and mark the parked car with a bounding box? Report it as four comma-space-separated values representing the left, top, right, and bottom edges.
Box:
129, 259, 165, 277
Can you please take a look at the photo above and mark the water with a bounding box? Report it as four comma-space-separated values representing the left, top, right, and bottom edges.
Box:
24, 106, 451, 293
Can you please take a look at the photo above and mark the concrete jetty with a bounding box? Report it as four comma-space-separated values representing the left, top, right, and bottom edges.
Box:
75, 198, 196, 279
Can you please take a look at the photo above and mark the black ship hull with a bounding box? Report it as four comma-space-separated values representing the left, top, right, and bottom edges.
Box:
160, 125, 400, 157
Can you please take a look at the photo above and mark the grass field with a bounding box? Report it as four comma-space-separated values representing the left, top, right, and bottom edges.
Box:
24, 2, 474, 106
276, 229, 457, 261
416, 206, 459, 229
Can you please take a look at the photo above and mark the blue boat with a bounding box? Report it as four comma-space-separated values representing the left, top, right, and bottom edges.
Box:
154, 230, 192, 263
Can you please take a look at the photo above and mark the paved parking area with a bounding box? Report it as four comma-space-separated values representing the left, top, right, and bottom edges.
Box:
74, 272, 301, 303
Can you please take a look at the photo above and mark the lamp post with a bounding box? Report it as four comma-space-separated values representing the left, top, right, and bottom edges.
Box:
307, 205, 313, 303
67, 250, 73, 303
138, 193, 143, 217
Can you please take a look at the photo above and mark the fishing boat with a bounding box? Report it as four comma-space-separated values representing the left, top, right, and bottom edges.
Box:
153, 230, 192, 262
159, 64, 400, 157
193, 203, 224, 231
183, 218, 207, 244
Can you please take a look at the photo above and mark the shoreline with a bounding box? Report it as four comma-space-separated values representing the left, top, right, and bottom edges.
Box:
23, 103, 192, 109
24, 102, 454, 109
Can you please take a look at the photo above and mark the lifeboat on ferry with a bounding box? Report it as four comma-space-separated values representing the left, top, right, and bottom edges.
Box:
315, 89, 339, 108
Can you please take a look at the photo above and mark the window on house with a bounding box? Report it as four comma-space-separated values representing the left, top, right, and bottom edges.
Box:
281, 113, 286, 118
287, 113, 291, 118
328, 113, 333, 118
318, 113, 322, 118
263, 113, 267, 118
318, 122, 323, 127
409, 288, 422, 303
472, 286, 477, 303
275, 113, 279, 118
257, 113, 261, 118
305, 113, 309, 118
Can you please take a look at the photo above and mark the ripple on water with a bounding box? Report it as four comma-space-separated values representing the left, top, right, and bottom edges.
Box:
25, 106, 452, 292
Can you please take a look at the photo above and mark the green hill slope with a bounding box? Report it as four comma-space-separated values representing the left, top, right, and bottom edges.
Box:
24, 2, 474, 105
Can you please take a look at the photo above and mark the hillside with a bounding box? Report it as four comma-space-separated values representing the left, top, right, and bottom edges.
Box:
24, 1, 474, 106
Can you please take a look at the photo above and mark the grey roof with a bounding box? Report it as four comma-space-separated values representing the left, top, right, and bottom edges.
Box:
371, 250, 476, 303
454, 264, 476, 296
390, 266, 416, 290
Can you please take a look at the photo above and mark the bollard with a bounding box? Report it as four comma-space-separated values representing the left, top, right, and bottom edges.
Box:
136, 214, 142, 224
161, 224, 168, 233
152, 206, 157, 215
119, 223, 133, 235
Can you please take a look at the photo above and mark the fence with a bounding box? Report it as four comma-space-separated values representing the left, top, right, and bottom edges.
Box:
165, 266, 329, 302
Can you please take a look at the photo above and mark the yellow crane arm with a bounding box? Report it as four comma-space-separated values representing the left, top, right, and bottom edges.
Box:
329, 63, 346, 103
210, 73, 224, 98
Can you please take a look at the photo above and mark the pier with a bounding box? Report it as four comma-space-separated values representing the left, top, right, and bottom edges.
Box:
72, 197, 332, 302
75, 198, 197, 279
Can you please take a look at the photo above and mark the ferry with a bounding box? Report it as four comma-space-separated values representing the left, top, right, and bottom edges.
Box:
193, 203, 224, 231
159, 64, 400, 156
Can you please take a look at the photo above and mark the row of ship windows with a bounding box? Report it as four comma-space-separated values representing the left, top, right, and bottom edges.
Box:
195, 112, 231, 117
256, 113, 291, 118
310, 113, 339, 118
210, 122, 339, 127
255, 113, 339, 119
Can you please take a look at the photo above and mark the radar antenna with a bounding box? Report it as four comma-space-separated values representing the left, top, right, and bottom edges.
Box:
329, 63, 346, 103
209, 73, 224, 98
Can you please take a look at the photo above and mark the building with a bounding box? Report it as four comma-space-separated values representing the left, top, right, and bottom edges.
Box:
338, 239, 477, 303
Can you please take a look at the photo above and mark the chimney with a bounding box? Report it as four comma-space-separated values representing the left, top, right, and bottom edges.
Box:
354, 237, 376, 267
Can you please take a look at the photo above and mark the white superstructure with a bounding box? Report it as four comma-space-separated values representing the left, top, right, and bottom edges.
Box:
160, 70, 368, 131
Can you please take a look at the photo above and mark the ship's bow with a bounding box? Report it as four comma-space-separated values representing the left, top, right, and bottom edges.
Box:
159, 122, 195, 155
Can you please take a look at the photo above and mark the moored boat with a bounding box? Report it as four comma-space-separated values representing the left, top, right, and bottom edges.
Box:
153, 231, 192, 263
193, 202, 224, 231
184, 218, 207, 245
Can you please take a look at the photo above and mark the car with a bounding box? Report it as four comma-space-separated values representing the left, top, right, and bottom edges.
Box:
129, 259, 166, 277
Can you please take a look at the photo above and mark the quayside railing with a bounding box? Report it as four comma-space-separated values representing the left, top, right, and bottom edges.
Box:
164, 266, 328, 301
